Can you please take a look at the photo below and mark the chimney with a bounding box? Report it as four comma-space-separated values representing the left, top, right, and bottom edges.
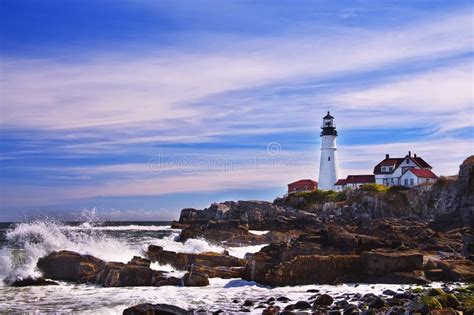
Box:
408, 151, 411, 157
385, 154, 389, 159
414, 153, 417, 158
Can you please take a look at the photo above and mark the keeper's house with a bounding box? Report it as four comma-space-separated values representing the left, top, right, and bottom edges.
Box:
373, 151, 437, 187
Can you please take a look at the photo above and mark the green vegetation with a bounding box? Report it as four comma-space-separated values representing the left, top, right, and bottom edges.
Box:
388, 185, 411, 192
434, 176, 456, 187
359, 183, 389, 193
420, 296, 443, 310
453, 285, 474, 310
411, 287, 424, 294
292, 189, 346, 209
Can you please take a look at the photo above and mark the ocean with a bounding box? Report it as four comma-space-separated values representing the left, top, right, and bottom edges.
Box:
0, 220, 451, 314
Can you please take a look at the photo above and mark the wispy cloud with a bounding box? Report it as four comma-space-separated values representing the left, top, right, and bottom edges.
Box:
1, 5, 473, 217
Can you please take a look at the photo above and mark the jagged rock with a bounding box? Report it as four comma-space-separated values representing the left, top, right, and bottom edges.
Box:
244, 248, 426, 285
182, 272, 209, 286
368, 297, 388, 309
264, 254, 360, 286
37, 251, 186, 288
433, 156, 474, 229
439, 259, 474, 281
129, 256, 151, 267
185, 264, 244, 279
117, 261, 156, 286
293, 300, 311, 309
10, 277, 59, 287
122, 303, 192, 315
361, 251, 423, 278
37, 250, 106, 283
374, 271, 430, 284
262, 305, 280, 315
383, 289, 396, 296
174, 200, 323, 244
314, 294, 334, 306
146, 245, 245, 270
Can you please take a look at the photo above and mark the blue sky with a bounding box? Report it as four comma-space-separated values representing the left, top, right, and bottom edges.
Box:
0, 0, 473, 221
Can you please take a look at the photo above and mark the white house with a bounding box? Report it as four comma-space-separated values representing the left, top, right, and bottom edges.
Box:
373, 151, 435, 186
399, 168, 438, 186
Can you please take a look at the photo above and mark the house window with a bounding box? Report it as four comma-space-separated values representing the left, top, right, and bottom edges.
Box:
410, 178, 414, 185
404, 179, 408, 186
328, 157, 330, 161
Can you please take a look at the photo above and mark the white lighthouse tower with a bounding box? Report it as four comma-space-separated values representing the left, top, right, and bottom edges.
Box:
318, 111, 339, 190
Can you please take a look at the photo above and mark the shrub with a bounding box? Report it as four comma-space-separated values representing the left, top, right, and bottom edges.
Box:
359, 183, 389, 193
293, 190, 346, 209
420, 296, 442, 310
388, 185, 411, 192
435, 176, 456, 187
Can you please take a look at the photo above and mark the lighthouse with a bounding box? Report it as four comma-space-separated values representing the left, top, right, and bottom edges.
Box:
318, 111, 339, 190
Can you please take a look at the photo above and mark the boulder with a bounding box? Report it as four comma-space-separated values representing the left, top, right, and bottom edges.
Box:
122, 303, 192, 315
186, 264, 244, 279
439, 259, 474, 281
314, 294, 334, 306
117, 262, 156, 287
361, 251, 423, 278
373, 271, 430, 284
146, 245, 245, 270
37, 251, 185, 288
10, 277, 59, 287
244, 248, 426, 285
263, 254, 360, 286
37, 250, 106, 283
182, 272, 209, 287
262, 305, 280, 315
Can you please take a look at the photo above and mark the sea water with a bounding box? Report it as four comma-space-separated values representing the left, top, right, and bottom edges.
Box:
0, 219, 455, 314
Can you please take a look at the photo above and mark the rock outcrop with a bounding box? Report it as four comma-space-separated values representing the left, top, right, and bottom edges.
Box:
122, 303, 192, 315
174, 200, 322, 244
146, 245, 245, 269
244, 248, 427, 286
37, 251, 182, 287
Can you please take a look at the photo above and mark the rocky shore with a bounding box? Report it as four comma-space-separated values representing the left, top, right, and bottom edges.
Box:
5, 156, 474, 314
122, 285, 474, 314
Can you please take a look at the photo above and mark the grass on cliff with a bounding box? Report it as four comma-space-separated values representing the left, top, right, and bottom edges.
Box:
359, 183, 389, 193
293, 190, 346, 209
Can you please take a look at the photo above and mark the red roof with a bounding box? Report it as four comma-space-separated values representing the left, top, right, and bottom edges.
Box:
374, 154, 432, 174
287, 179, 317, 186
407, 168, 438, 179
346, 175, 375, 184
335, 179, 347, 185
373, 158, 404, 174
412, 156, 432, 169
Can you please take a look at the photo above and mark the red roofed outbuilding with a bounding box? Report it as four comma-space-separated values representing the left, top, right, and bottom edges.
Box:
288, 179, 318, 194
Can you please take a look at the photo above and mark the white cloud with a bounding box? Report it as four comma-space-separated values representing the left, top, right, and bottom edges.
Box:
1, 10, 472, 135
331, 62, 473, 112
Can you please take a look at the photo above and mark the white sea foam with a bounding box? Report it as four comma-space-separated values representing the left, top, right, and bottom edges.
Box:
2, 220, 140, 282
1, 219, 265, 283
67, 224, 179, 232
248, 230, 269, 235
226, 244, 267, 259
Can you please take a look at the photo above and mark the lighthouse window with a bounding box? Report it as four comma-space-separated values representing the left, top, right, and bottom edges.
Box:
328, 157, 330, 161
